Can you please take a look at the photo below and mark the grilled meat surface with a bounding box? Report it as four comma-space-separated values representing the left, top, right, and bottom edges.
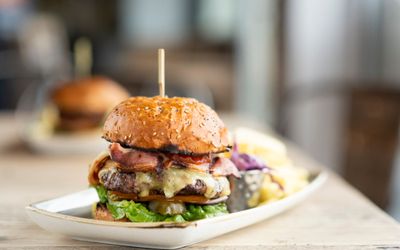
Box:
99, 166, 220, 197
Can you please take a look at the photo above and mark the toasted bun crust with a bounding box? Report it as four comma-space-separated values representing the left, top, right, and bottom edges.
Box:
103, 96, 230, 155
51, 76, 129, 114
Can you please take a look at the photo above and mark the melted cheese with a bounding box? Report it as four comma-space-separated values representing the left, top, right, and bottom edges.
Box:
98, 162, 231, 199
135, 167, 230, 199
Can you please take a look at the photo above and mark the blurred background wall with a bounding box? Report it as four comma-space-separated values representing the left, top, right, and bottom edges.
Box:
0, 0, 399, 219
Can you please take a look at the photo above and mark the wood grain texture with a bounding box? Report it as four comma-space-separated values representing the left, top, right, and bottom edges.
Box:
0, 113, 399, 249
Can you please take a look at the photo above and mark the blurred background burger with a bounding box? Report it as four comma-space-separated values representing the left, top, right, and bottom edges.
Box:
50, 76, 129, 132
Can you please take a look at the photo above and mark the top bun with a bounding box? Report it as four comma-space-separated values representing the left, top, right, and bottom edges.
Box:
51, 76, 129, 114
103, 96, 230, 155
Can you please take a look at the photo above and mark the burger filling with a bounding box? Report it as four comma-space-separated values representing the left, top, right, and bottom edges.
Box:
89, 143, 239, 222
94, 185, 229, 222
98, 164, 231, 198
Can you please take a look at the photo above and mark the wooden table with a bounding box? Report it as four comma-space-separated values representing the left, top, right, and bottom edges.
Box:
1, 112, 400, 249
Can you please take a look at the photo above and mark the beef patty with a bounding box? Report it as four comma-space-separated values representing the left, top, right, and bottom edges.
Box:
98, 166, 227, 198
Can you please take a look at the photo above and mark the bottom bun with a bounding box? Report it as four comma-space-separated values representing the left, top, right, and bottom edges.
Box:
93, 203, 128, 222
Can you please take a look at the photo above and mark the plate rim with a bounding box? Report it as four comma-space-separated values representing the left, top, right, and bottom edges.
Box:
26, 170, 328, 229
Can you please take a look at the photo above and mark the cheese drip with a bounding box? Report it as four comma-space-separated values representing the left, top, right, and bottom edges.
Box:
98, 162, 231, 199
135, 167, 230, 198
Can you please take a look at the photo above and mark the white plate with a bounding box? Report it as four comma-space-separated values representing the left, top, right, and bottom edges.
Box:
26, 170, 327, 249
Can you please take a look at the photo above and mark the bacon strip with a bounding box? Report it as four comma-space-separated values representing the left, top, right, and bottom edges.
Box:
164, 160, 210, 173
210, 157, 241, 178
109, 143, 160, 172
169, 154, 211, 165
107, 142, 240, 177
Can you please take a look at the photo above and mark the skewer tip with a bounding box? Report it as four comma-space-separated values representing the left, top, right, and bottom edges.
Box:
158, 48, 165, 97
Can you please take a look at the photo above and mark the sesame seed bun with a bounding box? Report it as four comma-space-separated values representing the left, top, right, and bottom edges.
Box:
102, 96, 230, 155
51, 76, 130, 114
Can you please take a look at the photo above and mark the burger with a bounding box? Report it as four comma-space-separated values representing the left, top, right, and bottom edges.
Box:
88, 96, 240, 222
50, 76, 129, 132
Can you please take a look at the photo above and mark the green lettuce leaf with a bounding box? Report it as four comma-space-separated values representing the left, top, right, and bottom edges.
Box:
125, 201, 164, 222
106, 202, 126, 220
106, 200, 228, 222
94, 185, 108, 203
164, 214, 186, 222
94, 185, 229, 222
182, 203, 228, 221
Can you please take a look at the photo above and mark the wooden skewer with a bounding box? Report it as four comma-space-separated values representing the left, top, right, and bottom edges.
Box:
158, 48, 165, 97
